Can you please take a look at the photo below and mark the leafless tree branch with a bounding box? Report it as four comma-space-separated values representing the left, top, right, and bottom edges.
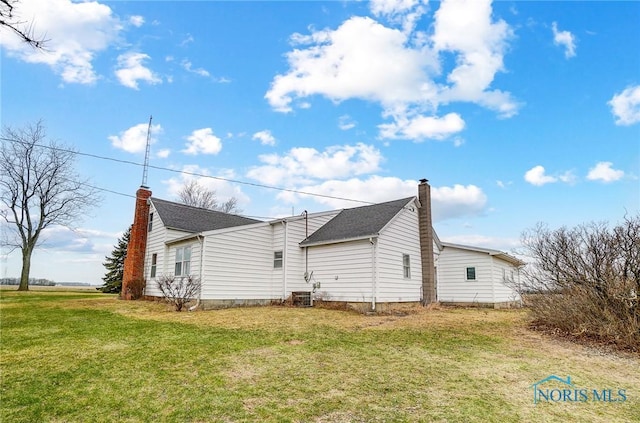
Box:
0, 120, 100, 290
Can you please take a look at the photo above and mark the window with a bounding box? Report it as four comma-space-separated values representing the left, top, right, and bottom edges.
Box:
175, 246, 192, 276
402, 254, 411, 279
148, 212, 154, 232
466, 267, 476, 281
150, 254, 157, 278
273, 251, 283, 269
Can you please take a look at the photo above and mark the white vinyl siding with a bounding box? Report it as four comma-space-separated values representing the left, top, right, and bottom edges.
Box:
376, 206, 422, 302
492, 259, 521, 303
201, 224, 277, 300
436, 246, 521, 304
306, 240, 373, 302
437, 247, 493, 303
274, 212, 340, 296
143, 204, 192, 297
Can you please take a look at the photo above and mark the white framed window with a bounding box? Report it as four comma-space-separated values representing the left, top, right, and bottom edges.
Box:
150, 253, 157, 278
175, 246, 192, 276
274, 251, 283, 269
148, 212, 154, 232
466, 267, 476, 281
402, 254, 411, 279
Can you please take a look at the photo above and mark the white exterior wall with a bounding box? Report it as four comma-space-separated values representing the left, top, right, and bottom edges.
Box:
143, 205, 191, 297
284, 213, 339, 295
437, 247, 494, 303
437, 246, 521, 304
490, 257, 522, 303
201, 224, 276, 300
376, 207, 422, 302
307, 240, 374, 302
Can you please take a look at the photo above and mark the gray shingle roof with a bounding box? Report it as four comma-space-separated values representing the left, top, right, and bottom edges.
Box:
151, 198, 262, 233
299, 197, 415, 246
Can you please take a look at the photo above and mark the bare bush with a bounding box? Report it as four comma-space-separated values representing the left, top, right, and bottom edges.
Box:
156, 274, 201, 311
520, 215, 639, 350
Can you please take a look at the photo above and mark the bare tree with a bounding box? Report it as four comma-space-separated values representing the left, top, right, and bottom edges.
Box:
1, 0, 47, 49
156, 274, 201, 311
177, 180, 242, 214
519, 216, 639, 350
0, 121, 99, 291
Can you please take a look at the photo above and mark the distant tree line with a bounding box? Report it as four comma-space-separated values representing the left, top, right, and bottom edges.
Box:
1, 277, 55, 286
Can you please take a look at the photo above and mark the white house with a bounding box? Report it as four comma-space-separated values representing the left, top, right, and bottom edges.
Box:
436, 242, 524, 307
121, 180, 523, 310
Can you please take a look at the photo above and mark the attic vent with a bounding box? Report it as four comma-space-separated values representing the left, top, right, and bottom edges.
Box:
292, 291, 311, 307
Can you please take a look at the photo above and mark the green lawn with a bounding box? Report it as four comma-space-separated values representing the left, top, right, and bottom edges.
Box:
1, 289, 638, 422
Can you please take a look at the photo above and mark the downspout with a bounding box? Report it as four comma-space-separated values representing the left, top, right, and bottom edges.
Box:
303, 210, 309, 277
189, 234, 204, 311
282, 220, 288, 301
370, 237, 376, 311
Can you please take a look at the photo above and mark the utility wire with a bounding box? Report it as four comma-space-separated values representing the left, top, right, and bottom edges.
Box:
0, 136, 377, 206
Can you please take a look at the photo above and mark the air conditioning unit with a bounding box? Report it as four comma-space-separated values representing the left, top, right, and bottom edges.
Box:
292, 291, 311, 307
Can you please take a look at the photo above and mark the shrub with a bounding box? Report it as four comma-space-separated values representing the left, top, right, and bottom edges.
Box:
156, 275, 201, 311
519, 215, 639, 351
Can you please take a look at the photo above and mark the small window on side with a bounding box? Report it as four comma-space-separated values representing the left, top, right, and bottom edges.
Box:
274, 251, 283, 269
402, 254, 411, 279
148, 212, 154, 232
150, 253, 157, 278
466, 267, 476, 281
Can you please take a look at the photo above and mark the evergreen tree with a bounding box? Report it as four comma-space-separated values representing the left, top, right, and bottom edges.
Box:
98, 226, 131, 294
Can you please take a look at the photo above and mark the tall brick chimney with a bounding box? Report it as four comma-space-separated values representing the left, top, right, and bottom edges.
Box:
418, 179, 436, 305
122, 187, 152, 299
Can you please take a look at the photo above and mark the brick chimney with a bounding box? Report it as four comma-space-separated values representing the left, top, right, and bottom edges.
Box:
122, 187, 152, 299
418, 179, 436, 305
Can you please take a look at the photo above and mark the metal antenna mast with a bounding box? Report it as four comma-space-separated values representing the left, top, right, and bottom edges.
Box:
141, 115, 152, 188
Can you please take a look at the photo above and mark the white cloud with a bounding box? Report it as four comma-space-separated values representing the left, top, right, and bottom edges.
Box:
180, 34, 195, 46
587, 161, 624, 183
129, 15, 145, 27
265, 16, 438, 113
608, 85, 640, 126
524, 165, 557, 186
252, 130, 276, 146
109, 123, 162, 154
114, 52, 162, 89
181, 59, 210, 77
431, 0, 518, 117
156, 149, 171, 159
552, 22, 576, 58
273, 176, 487, 222
0, 0, 122, 84
378, 112, 465, 141
524, 165, 577, 186
246, 143, 383, 186
431, 183, 488, 221
182, 128, 222, 155
369, 0, 426, 34
338, 115, 357, 130
265, 0, 518, 142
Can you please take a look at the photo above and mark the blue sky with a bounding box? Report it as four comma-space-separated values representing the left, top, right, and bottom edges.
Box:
1, 0, 638, 284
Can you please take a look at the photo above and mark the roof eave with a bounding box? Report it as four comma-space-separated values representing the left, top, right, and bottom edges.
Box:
300, 234, 379, 248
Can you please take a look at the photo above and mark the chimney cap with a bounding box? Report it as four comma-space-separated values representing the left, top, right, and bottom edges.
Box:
419, 178, 429, 184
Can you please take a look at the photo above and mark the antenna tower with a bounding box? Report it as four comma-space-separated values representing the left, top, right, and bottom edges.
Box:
141, 115, 152, 188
